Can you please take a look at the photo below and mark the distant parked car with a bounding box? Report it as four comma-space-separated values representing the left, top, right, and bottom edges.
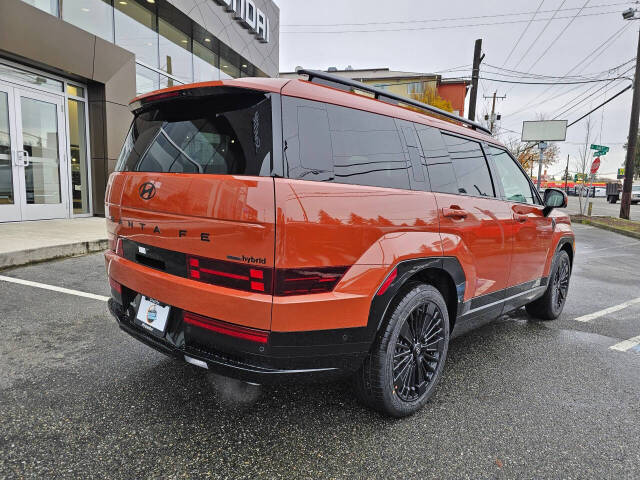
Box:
633, 184, 640, 204
594, 187, 606, 198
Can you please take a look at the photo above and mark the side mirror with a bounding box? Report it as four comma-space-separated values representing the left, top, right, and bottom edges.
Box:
543, 188, 568, 216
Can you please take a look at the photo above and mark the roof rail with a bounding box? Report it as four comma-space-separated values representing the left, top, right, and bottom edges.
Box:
296, 68, 492, 136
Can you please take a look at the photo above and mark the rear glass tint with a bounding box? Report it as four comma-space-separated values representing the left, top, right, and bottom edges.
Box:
116, 90, 273, 175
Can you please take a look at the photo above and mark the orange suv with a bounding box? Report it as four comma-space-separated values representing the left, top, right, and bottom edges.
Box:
105, 70, 574, 417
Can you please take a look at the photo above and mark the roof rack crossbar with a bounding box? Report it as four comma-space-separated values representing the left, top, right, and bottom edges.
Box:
296, 69, 492, 135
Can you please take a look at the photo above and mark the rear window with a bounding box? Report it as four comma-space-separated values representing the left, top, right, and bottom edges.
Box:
116, 90, 273, 175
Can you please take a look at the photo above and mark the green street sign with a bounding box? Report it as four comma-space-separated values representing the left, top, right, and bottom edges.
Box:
591, 144, 609, 153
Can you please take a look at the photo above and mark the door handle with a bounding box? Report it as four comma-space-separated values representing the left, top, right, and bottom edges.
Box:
442, 207, 468, 219
15, 150, 30, 167
514, 213, 528, 223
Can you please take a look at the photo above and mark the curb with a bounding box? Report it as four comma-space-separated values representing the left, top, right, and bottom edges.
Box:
0, 239, 108, 270
570, 216, 640, 241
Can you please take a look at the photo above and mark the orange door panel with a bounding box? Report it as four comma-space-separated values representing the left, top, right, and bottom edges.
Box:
435, 193, 511, 300
508, 203, 554, 286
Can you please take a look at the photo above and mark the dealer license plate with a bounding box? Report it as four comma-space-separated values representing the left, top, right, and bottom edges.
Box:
135, 296, 170, 336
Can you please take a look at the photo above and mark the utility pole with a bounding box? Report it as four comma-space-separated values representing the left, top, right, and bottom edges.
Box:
564, 154, 570, 193
620, 8, 640, 219
537, 142, 548, 190
483, 91, 506, 134
468, 39, 484, 122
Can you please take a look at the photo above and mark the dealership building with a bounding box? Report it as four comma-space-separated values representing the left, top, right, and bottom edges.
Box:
0, 0, 279, 222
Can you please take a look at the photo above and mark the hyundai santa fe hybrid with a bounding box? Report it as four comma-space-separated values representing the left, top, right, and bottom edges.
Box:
105, 70, 574, 417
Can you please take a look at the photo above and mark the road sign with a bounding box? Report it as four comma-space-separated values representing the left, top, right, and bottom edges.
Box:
617, 167, 625, 179
590, 144, 609, 153
590, 157, 601, 174
521, 120, 568, 141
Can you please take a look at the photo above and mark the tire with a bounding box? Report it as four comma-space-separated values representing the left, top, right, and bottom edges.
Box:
353, 283, 450, 417
525, 250, 571, 320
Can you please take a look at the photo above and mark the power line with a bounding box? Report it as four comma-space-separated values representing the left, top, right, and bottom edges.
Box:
504, 23, 632, 118
281, 1, 629, 27
484, 57, 636, 79
502, 0, 545, 67
511, 0, 567, 70
567, 85, 632, 127
551, 65, 634, 118
281, 10, 620, 34
524, 0, 590, 72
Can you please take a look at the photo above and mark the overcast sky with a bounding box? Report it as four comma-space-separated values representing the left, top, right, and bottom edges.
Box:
275, 0, 639, 179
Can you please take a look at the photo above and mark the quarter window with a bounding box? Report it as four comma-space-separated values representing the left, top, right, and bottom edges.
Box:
490, 147, 536, 204
442, 134, 495, 197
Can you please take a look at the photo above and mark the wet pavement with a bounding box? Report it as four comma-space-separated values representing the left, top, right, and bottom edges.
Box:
1, 223, 639, 479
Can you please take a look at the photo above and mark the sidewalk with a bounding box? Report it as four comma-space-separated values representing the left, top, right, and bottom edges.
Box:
0, 217, 107, 269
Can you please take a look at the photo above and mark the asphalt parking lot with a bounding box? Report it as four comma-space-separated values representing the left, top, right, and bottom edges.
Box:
562, 195, 638, 220
1, 223, 640, 479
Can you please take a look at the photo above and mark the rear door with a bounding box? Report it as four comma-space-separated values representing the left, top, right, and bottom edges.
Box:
418, 128, 512, 307
106, 88, 278, 330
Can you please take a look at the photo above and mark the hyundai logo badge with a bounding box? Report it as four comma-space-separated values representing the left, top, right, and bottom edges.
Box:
138, 182, 156, 200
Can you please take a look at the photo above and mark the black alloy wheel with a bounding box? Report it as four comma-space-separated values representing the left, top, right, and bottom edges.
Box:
353, 283, 450, 417
552, 255, 570, 312
393, 302, 445, 402
525, 249, 571, 320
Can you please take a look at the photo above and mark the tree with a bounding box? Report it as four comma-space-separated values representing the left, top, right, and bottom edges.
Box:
503, 137, 559, 176
574, 116, 594, 179
410, 88, 454, 113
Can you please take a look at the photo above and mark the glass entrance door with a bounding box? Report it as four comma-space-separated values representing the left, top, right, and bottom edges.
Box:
0, 84, 21, 222
0, 81, 68, 222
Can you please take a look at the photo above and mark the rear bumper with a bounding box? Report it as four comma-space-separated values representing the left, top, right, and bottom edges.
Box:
107, 296, 369, 385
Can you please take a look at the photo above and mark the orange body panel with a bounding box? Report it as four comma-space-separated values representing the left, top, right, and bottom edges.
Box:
105, 173, 275, 330
271, 179, 441, 331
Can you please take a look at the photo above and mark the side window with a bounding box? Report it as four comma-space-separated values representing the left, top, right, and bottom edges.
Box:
415, 125, 457, 194
282, 97, 411, 190
326, 104, 410, 189
442, 134, 495, 197
489, 146, 536, 204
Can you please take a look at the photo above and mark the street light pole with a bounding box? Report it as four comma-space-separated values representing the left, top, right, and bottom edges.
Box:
537, 142, 547, 190
620, 9, 640, 219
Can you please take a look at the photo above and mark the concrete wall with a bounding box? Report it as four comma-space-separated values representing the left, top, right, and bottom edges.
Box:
0, 0, 136, 216
168, 0, 280, 77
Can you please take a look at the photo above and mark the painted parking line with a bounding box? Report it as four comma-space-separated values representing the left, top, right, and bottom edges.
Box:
610, 335, 640, 353
0, 275, 109, 302
574, 297, 640, 322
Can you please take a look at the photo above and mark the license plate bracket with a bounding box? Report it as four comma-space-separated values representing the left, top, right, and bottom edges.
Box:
135, 296, 171, 337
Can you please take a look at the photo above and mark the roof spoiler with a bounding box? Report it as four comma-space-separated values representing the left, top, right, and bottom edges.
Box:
296, 68, 492, 136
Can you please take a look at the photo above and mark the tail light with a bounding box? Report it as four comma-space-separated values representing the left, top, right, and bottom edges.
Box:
274, 267, 349, 296
183, 311, 268, 343
186, 255, 348, 296
187, 255, 272, 294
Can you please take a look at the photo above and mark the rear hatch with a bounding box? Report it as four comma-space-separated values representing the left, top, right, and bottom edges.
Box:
106, 86, 276, 330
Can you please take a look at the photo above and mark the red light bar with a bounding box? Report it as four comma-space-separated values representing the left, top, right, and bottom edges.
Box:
183, 311, 268, 344
377, 268, 397, 296
274, 266, 349, 296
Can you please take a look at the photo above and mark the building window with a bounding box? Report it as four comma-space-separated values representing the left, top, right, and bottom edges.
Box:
158, 18, 193, 84
67, 99, 90, 214
407, 82, 425, 96
0, 63, 63, 93
21, 0, 58, 16
193, 40, 220, 82
135, 63, 159, 96
115, 0, 159, 68
61, 0, 114, 42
